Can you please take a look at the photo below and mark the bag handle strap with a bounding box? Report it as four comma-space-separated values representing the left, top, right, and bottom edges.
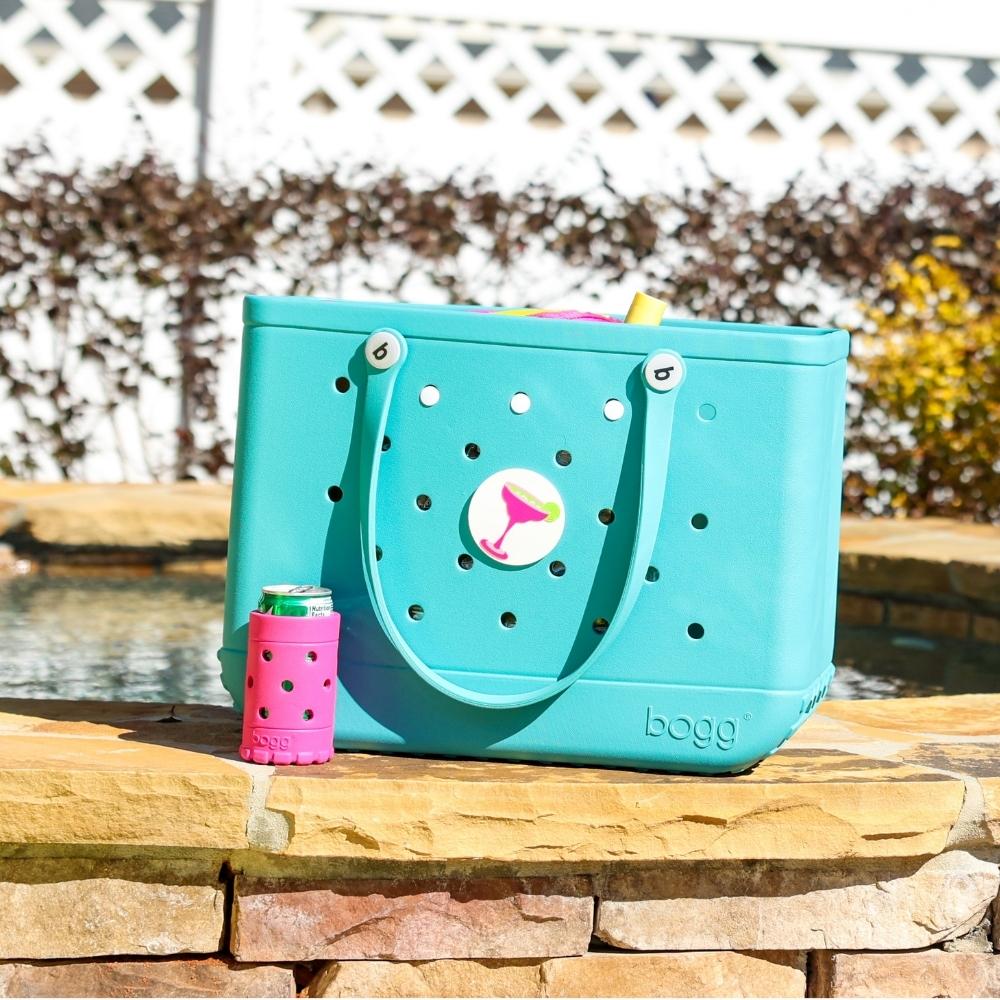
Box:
358, 328, 684, 710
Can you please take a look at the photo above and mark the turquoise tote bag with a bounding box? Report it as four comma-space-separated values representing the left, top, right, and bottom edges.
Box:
220, 297, 849, 774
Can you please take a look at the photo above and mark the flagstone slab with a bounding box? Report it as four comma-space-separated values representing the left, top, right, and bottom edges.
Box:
818, 694, 1000, 738
0, 482, 229, 553
263, 745, 966, 864
809, 697, 1000, 849
812, 951, 1000, 998
309, 952, 808, 998
0, 696, 998, 865
0, 958, 294, 998
0, 700, 250, 852
838, 516, 1000, 605
594, 852, 999, 952
0, 860, 225, 959
839, 517, 1000, 562
232, 876, 594, 961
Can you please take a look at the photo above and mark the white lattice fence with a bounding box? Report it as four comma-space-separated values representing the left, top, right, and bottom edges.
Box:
280, 12, 999, 152
0, 0, 200, 166
1, 0, 998, 182
192, 0, 1000, 189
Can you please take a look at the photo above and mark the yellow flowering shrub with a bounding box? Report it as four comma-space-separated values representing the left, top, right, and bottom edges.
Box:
845, 251, 999, 521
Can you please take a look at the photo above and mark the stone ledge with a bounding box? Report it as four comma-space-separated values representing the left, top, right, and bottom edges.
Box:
839, 516, 1000, 611
1, 695, 998, 868
0, 482, 229, 564
2, 486, 998, 615
0, 701, 251, 852
260, 747, 965, 864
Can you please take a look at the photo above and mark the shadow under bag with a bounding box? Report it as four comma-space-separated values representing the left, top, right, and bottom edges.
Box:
220, 297, 849, 773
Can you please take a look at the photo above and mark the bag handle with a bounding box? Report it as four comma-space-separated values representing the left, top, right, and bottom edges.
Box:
358, 328, 684, 710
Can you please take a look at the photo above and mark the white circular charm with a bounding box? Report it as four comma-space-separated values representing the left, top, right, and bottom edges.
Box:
644, 351, 685, 392
365, 331, 402, 370
468, 468, 565, 567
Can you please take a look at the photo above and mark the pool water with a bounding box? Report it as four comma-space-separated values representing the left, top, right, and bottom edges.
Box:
0, 575, 996, 704
0, 575, 230, 705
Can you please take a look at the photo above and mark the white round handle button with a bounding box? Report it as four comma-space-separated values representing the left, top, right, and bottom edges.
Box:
365, 331, 402, 370
644, 351, 685, 392
468, 468, 565, 567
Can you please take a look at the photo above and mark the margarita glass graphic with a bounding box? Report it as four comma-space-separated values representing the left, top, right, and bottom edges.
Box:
481, 482, 561, 561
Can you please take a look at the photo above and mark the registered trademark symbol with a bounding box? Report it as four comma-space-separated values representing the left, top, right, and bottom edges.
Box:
744, 713, 752, 720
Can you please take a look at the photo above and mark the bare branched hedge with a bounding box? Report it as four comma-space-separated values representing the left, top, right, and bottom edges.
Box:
0, 148, 996, 520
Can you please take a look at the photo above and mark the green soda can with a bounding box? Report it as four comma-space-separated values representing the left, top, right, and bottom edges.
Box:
258, 585, 334, 618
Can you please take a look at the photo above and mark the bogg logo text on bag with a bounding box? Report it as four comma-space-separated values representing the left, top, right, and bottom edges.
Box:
645, 707, 740, 751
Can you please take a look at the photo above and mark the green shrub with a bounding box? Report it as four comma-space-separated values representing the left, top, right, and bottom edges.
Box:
846, 248, 998, 521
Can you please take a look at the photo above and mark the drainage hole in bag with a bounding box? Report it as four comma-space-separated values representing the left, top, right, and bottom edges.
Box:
549, 560, 566, 577
645, 566, 660, 583
262, 649, 273, 662
593, 617, 609, 634
247, 676, 254, 688
688, 623, 705, 640
604, 399, 625, 421
465, 443, 481, 459
510, 392, 531, 414
306, 651, 317, 662
303, 709, 314, 721
281, 680, 294, 692
258, 707, 269, 719
598, 508, 615, 525
416, 494, 432, 511
420, 385, 440, 407
500, 611, 517, 629
323, 678, 332, 688
382, 436, 391, 452
408, 604, 425, 621
376, 546, 383, 561
457, 554, 474, 570
327, 485, 344, 502
555, 450, 572, 467
691, 513, 709, 529
334, 376, 351, 393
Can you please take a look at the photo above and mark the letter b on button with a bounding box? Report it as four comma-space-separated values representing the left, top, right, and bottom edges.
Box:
365, 330, 402, 370
643, 351, 685, 392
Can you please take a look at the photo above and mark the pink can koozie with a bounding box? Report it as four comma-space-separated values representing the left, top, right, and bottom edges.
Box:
239, 610, 341, 765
